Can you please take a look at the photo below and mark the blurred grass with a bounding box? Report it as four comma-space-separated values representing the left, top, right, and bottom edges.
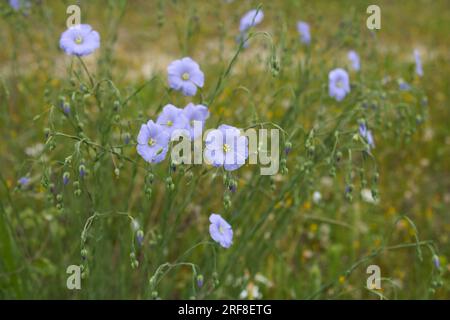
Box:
0, 0, 449, 299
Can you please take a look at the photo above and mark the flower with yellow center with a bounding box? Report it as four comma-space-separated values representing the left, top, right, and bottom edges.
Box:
166, 120, 173, 127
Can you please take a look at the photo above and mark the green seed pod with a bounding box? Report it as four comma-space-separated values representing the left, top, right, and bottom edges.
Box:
113, 100, 120, 111
145, 187, 152, 199
146, 172, 154, 184
149, 276, 156, 288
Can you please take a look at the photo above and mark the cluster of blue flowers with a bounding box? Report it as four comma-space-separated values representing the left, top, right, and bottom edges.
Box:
136, 102, 210, 163
52, 5, 427, 251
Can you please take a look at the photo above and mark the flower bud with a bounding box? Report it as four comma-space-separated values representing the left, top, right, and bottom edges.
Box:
63, 172, 70, 185
136, 230, 144, 246
284, 142, 292, 155
79, 165, 86, 177
196, 275, 204, 288
432, 255, 440, 269
113, 100, 120, 112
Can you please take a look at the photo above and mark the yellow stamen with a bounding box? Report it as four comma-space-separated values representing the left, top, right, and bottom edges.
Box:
182, 72, 190, 81
167, 120, 173, 127
223, 144, 231, 153
75, 36, 83, 44
148, 138, 156, 146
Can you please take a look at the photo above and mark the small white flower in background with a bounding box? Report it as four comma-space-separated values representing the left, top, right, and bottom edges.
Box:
131, 219, 140, 231
313, 191, 322, 204
239, 283, 262, 300
25, 143, 44, 157
255, 273, 273, 287
361, 188, 378, 204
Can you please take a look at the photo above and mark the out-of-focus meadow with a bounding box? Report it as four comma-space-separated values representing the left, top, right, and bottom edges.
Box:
0, 0, 449, 299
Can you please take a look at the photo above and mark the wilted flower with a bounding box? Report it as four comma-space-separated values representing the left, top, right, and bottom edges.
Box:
347, 50, 360, 71
414, 49, 423, 77
328, 68, 350, 101
167, 57, 204, 96
359, 123, 375, 149
183, 103, 209, 140
209, 213, 233, 248
239, 9, 264, 32
297, 21, 311, 45
205, 124, 249, 171
136, 120, 170, 163
59, 24, 100, 56
156, 104, 189, 139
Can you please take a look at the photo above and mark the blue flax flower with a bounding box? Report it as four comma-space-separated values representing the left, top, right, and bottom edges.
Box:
183, 103, 209, 140
156, 104, 189, 139
167, 57, 204, 96
414, 49, 423, 77
359, 123, 375, 149
136, 120, 170, 163
209, 213, 233, 248
329, 68, 350, 101
18, 176, 30, 187
297, 21, 311, 45
239, 9, 264, 33
205, 124, 248, 171
347, 50, 360, 71
60, 24, 100, 57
